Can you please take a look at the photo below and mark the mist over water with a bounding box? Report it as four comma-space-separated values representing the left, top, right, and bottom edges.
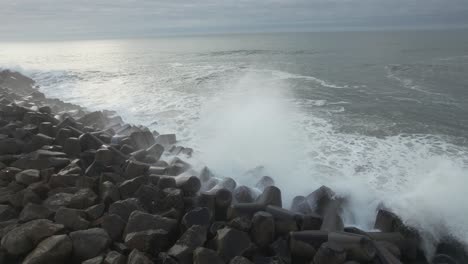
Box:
2, 30, 468, 254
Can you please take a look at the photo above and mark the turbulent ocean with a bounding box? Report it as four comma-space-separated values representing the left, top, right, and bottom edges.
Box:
1, 29, 468, 251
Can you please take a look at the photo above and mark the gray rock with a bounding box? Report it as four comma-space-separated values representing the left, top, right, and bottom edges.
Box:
118, 176, 147, 199
125, 161, 149, 179
70, 228, 111, 260
108, 198, 143, 222
19, 203, 53, 222
233, 186, 254, 203
124, 229, 170, 254
124, 210, 177, 238
129, 131, 155, 150
30, 134, 54, 151
251, 211, 275, 248
102, 214, 126, 241
0, 205, 17, 222
54, 207, 89, 230
101, 181, 121, 206
63, 137, 81, 157
193, 247, 224, 264
68, 188, 98, 209
229, 256, 254, 264
0, 167, 21, 182
215, 227, 252, 263
146, 143, 164, 161
155, 134, 176, 147
182, 207, 211, 230
127, 249, 154, 264
43, 193, 74, 211
313, 242, 347, 264
104, 250, 127, 264
22, 234, 72, 264
15, 169, 41, 185
167, 225, 207, 264
86, 203, 106, 220
55, 128, 72, 146
83, 255, 105, 264
0, 219, 64, 255
0, 138, 23, 155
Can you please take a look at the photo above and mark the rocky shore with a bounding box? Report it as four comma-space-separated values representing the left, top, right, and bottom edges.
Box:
0, 69, 465, 264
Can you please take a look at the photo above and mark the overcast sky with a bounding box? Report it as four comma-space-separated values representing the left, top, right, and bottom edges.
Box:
2, 0, 468, 40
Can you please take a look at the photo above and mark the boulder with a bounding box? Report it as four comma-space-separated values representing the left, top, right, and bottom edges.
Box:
146, 143, 164, 161
125, 161, 149, 179
233, 186, 254, 203
255, 176, 275, 191
124, 229, 170, 254
19, 203, 53, 222
104, 250, 127, 264
102, 214, 126, 241
251, 211, 275, 248
101, 181, 121, 206
155, 134, 176, 147
124, 210, 177, 238
0, 205, 17, 222
63, 137, 81, 157
22, 234, 72, 264
127, 249, 154, 264
118, 176, 147, 199
69, 228, 111, 260
0, 138, 23, 155
129, 131, 155, 150
54, 207, 90, 230
313, 242, 347, 264
15, 169, 41, 185
108, 198, 143, 222
30, 134, 54, 151
229, 256, 254, 264
68, 188, 98, 209
82, 256, 104, 264
167, 225, 207, 264
193, 247, 224, 264
86, 203, 106, 221
215, 227, 252, 262
43, 193, 74, 211
1, 219, 64, 255
182, 207, 211, 230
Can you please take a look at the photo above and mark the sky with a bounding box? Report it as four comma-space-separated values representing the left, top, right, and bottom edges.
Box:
1, 0, 468, 40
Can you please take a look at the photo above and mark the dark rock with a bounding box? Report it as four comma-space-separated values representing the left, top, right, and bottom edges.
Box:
78, 111, 108, 129
228, 217, 252, 232
118, 176, 147, 199
70, 228, 111, 260
38, 105, 52, 114
155, 134, 176, 147
63, 137, 81, 157
79, 133, 102, 151
0, 167, 21, 182
55, 128, 72, 146
104, 250, 127, 264
125, 161, 149, 179
19, 203, 53, 222
256, 186, 282, 208
174, 174, 201, 195
374, 209, 402, 232
68, 188, 98, 209
255, 176, 275, 191
146, 143, 164, 161
38, 122, 54, 137
135, 184, 159, 213
124, 229, 170, 254
15, 169, 41, 185
234, 185, 255, 203
55, 207, 90, 230
193, 247, 224, 264
121, 144, 135, 155
43, 192, 74, 212
0, 138, 23, 155
251, 211, 275, 248
0, 205, 17, 221
209, 221, 226, 239
102, 214, 126, 241
86, 203, 106, 220
101, 181, 121, 206
127, 249, 154, 264
30, 133, 55, 151
0, 219, 64, 255
168, 225, 207, 264
95, 148, 113, 166
129, 131, 155, 150
82, 256, 104, 264
182, 207, 211, 230
270, 238, 291, 264
22, 234, 72, 264
299, 213, 322, 230
313, 242, 346, 264
124, 210, 177, 238
49, 173, 81, 188
230, 256, 254, 264
157, 176, 176, 189
216, 227, 252, 262
108, 198, 143, 222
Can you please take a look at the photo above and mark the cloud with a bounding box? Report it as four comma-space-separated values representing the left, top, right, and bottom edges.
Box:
1, 0, 468, 40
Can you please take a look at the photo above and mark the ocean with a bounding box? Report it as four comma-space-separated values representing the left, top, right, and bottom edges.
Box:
1, 29, 468, 251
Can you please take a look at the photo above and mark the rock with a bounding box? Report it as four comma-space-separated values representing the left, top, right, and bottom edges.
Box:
127, 249, 154, 264
38, 122, 54, 137
228, 217, 252, 232
124, 229, 170, 254
95, 148, 113, 166
68, 188, 98, 209
159, 187, 184, 213
374, 209, 402, 232
108, 198, 143, 222
182, 207, 211, 230
0, 138, 23, 155
19, 203, 53, 222
229, 256, 254, 264
216, 227, 252, 262
101, 181, 121, 206
124, 210, 177, 238
30, 133, 55, 151
155, 134, 176, 147
104, 251, 127, 264
15, 169, 41, 185
38, 105, 52, 114
255, 176, 275, 191
167, 158, 191, 176
1, 219, 65, 255
22, 234, 72, 264
55, 128, 72, 146
168, 225, 207, 264
0, 167, 21, 182
43, 192, 74, 211
120, 144, 135, 155
174, 174, 201, 195
129, 131, 155, 150
70, 228, 111, 260
78, 111, 108, 128
233, 186, 254, 203
256, 186, 282, 208
270, 238, 291, 263
102, 214, 126, 241
0, 205, 17, 221
83, 255, 104, 264
55, 207, 90, 230
125, 161, 149, 179
157, 176, 176, 189
193, 247, 224, 264
86, 203, 106, 220
251, 211, 275, 248
118, 176, 147, 199
80, 133, 102, 151
63, 137, 81, 157
146, 143, 164, 161
313, 242, 347, 264
135, 184, 159, 213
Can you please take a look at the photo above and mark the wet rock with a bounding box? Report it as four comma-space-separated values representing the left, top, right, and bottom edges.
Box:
83, 255, 105, 264
78, 111, 108, 129
102, 214, 126, 241
55, 128, 72, 146
70, 228, 111, 260
146, 143, 164, 161
228, 217, 252, 232
124, 229, 170, 254
79, 133, 102, 151
300, 213, 323, 230
0, 167, 21, 182
174, 174, 201, 195
135, 184, 159, 213
167, 157, 191, 176
182, 207, 211, 230
255, 176, 275, 191
68, 188, 98, 209
216, 227, 252, 262
313, 242, 346, 264
101, 181, 121, 206
43, 192, 74, 211
30, 133, 54, 151
38, 122, 54, 137
120, 144, 135, 155
374, 209, 402, 232
1, 219, 64, 255
157, 176, 176, 189
104, 251, 127, 264
118, 176, 147, 199
125, 161, 149, 179
55, 207, 90, 230
15, 169, 41, 185
63, 137, 81, 157
86, 203, 106, 220
233, 185, 255, 203
124, 210, 177, 238
19, 203, 53, 222
229, 256, 254, 264
168, 225, 207, 264
0, 138, 23, 155
155, 134, 176, 147
22, 234, 72, 264
193, 247, 224, 264
159, 187, 184, 213
256, 186, 282, 208
251, 211, 275, 248
108, 198, 143, 222
130, 131, 155, 150
0, 205, 17, 221
127, 249, 154, 264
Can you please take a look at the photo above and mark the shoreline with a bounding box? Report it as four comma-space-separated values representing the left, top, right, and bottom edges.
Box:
0, 69, 465, 263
